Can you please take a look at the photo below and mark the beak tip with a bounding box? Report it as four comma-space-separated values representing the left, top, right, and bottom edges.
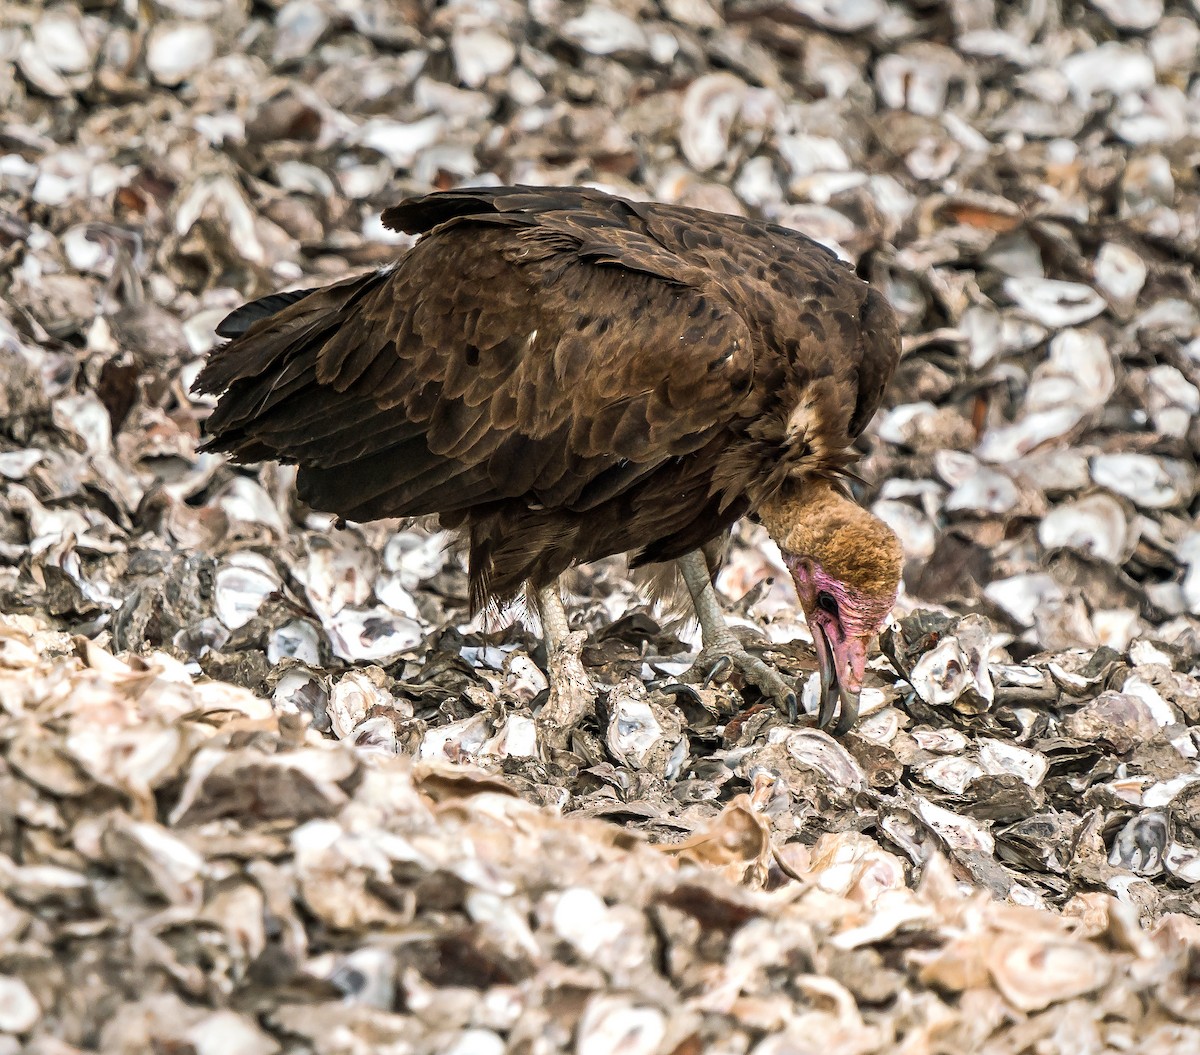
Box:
831, 690, 860, 737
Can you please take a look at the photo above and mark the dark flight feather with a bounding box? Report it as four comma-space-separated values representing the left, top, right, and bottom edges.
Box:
215, 288, 318, 339
195, 185, 900, 608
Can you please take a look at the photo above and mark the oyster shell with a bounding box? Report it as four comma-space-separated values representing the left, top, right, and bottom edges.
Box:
146, 23, 216, 87
1038, 493, 1131, 564
606, 679, 688, 778
986, 933, 1112, 1012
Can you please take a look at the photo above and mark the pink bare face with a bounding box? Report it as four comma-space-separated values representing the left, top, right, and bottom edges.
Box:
783, 554, 897, 735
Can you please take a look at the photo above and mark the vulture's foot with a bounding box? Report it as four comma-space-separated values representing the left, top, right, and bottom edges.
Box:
535, 629, 597, 752
695, 641, 798, 722
530, 582, 598, 752
675, 549, 799, 723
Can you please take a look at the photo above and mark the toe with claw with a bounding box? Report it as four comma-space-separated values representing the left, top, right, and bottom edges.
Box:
692, 640, 799, 724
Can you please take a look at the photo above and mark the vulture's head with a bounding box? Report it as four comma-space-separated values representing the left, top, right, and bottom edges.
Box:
758, 481, 903, 735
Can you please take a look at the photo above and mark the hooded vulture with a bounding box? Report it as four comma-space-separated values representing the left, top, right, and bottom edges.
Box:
194, 185, 903, 736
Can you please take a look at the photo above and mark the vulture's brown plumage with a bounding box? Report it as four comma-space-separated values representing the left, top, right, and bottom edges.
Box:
195, 185, 904, 735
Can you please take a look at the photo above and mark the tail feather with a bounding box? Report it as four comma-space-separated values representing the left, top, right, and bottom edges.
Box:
215, 288, 318, 339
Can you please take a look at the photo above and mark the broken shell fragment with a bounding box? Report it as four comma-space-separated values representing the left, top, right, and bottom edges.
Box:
1037, 493, 1131, 564
1093, 243, 1146, 316
1109, 812, 1168, 874
606, 679, 688, 778
986, 933, 1112, 1012
907, 616, 996, 713
1090, 454, 1195, 510
146, 23, 216, 86
1004, 278, 1106, 328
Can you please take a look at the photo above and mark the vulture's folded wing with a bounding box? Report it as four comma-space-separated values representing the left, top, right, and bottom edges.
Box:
195, 193, 757, 525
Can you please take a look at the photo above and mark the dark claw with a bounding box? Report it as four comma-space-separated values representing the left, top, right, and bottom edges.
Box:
785, 692, 798, 724
658, 682, 704, 707
703, 655, 733, 688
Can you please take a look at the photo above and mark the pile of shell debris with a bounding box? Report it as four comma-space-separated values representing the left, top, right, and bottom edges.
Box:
2, 616, 1200, 1054
2, 0, 1200, 1050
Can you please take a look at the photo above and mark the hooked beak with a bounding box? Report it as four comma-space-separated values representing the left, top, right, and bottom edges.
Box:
811, 626, 870, 736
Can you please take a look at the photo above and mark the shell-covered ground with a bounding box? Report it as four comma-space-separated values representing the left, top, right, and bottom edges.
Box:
1, 0, 1200, 1052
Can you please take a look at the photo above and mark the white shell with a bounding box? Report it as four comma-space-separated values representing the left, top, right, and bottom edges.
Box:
1164, 841, 1200, 884
1177, 532, 1200, 615
1150, 18, 1200, 73
1037, 493, 1131, 564
1093, 242, 1147, 314
1144, 364, 1200, 440
976, 409, 1086, 463
418, 714, 491, 761
0, 449, 44, 481
451, 25, 515, 89
1061, 43, 1156, 108
358, 116, 447, 168
0, 975, 40, 1033
273, 0, 330, 64
874, 402, 937, 446
784, 0, 884, 32
919, 755, 984, 795
605, 680, 686, 776
1028, 330, 1114, 414
978, 739, 1048, 789
481, 714, 538, 758
577, 997, 666, 1055
1003, 277, 1106, 328
329, 670, 396, 740
876, 47, 961, 117
214, 476, 288, 534
268, 620, 322, 666
680, 73, 747, 171
324, 606, 423, 664
986, 934, 1111, 1012
1091, 453, 1195, 510
503, 654, 549, 703
872, 499, 936, 560
984, 574, 1064, 628
1089, 0, 1163, 31
785, 729, 866, 792
908, 617, 995, 710
915, 797, 994, 854
945, 464, 1020, 516
443, 1030, 506, 1055
214, 563, 279, 631
32, 9, 94, 75
561, 8, 649, 56
146, 23, 216, 86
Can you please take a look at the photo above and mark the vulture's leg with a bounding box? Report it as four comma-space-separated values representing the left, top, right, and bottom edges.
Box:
529, 580, 596, 751
676, 550, 798, 722
532, 581, 571, 654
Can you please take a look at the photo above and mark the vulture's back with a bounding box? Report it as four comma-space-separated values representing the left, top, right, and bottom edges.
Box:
195, 185, 900, 603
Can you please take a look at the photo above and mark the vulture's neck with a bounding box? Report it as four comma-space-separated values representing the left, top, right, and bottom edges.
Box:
757, 480, 902, 597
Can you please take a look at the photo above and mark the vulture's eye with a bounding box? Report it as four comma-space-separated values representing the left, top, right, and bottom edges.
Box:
816, 591, 838, 615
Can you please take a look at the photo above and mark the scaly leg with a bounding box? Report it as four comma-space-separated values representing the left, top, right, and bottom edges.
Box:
676, 549, 798, 722
529, 579, 596, 751
532, 581, 570, 653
